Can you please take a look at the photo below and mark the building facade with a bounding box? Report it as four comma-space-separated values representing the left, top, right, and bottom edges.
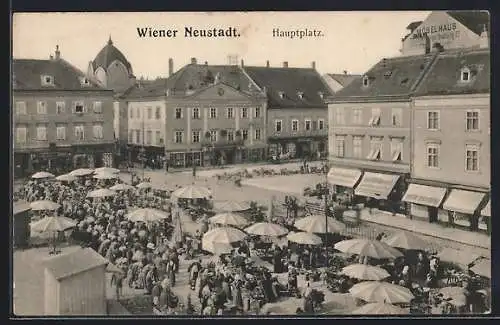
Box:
244, 62, 332, 159
327, 53, 438, 214
409, 48, 490, 234
13, 47, 115, 178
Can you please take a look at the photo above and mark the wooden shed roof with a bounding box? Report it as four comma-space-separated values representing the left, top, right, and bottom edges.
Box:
44, 248, 108, 281
13, 201, 31, 215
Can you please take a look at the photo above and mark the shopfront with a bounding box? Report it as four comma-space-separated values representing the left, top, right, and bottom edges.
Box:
442, 189, 486, 231
402, 184, 447, 223
327, 167, 362, 203
354, 172, 404, 214
480, 199, 491, 234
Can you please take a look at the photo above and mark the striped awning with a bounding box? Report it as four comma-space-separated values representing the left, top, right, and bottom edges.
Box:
442, 190, 485, 215
402, 184, 447, 207
327, 167, 362, 188
354, 172, 400, 200
481, 200, 491, 217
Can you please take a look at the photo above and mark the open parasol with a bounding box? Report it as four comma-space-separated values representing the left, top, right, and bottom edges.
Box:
93, 172, 119, 180
294, 214, 346, 234
349, 281, 415, 304
172, 185, 212, 199
31, 171, 55, 179
245, 222, 288, 237
136, 182, 152, 189
341, 264, 391, 281
94, 167, 120, 174
209, 213, 249, 227
30, 200, 61, 211
110, 183, 135, 191
31, 216, 77, 233
334, 238, 403, 259
69, 168, 94, 177
213, 200, 251, 212
470, 258, 491, 278
87, 188, 116, 198
202, 227, 247, 255
381, 231, 430, 251
55, 174, 77, 182
126, 208, 168, 223
286, 231, 322, 245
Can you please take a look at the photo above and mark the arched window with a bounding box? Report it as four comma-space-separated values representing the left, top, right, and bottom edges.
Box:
461, 67, 471, 82
362, 75, 370, 87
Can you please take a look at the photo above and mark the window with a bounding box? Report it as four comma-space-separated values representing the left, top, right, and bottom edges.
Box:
79, 76, 91, 87
37, 101, 47, 114
56, 125, 66, 140
136, 107, 140, 119
297, 91, 304, 99
129, 107, 134, 119
145, 130, 152, 144
241, 107, 248, 118
466, 144, 479, 171
335, 136, 345, 157
156, 131, 163, 145
56, 102, 65, 114
210, 107, 217, 119
367, 136, 383, 160
36, 125, 47, 141
73, 101, 84, 114
353, 136, 363, 158
192, 107, 200, 119
15, 102, 27, 115
226, 107, 234, 119
15, 126, 27, 143
335, 107, 345, 125
427, 111, 440, 130
362, 76, 369, 87
305, 119, 311, 131
155, 106, 161, 119
175, 108, 183, 119
426, 143, 439, 168
93, 101, 102, 114
174, 131, 183, 143
242, 129, 249, 140
41, 75, 54, 86
192, 131, 200, 143
75, 124, 85, 141
255, 107, 261, 118
392, 108, 402, 127
291, 119, 299, 132
93, 124, 103, 139
210, 130, 217, 142
275, 120, 282, 132
227, 130, 234, 142
147, 107, 152, 120
318, 119, 325, 130
135, 130, 141, 144
255, 128, 261, 140
391, 138, 403, 162
352, 109, 362, 125
128, 130, 133, 143
461, 67, 471, 82
466, 110, 479, 131
278, 91, 285, 99
369, 108, 381, 126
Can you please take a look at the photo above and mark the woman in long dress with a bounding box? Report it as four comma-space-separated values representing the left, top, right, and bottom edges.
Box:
232, 280, 243, 310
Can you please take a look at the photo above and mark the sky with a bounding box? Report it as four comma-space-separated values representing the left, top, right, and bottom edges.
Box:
12, 11, 431, 78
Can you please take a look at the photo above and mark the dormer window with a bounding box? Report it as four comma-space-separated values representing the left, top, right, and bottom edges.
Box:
461, 67, 471, 82
41, 75, 54, 86
297, 91, 304, 99
79, 76, 91, 87
318, 91, 324, 99
362, 75, 370, 87
278, 91, 285, 99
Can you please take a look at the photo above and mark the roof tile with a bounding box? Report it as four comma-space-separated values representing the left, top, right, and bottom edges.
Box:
43, 248, 108, 281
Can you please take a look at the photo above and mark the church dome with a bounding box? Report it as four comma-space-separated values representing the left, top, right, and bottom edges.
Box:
92, 37, 132, 72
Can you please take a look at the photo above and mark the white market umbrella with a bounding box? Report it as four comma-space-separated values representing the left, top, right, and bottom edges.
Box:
31, 216, 77, 233
351, 302, 409, 315
110, 183, 135, 191
87, 188, 116, 198
470, 258, 491, 279
202, 227, 247, 255
341, 264, 391, 281
93, 172, 119, 180
30, 200, 60, 211
126, 208, 169, 223
173, 185, 212, 199
209, 213, 249, 227
349, 281, 415, 304
55, 174, 77, 182
334, 238, 403, 259
31, 171, 55, 179
69, 168, 94, 177
245, 222, 288, 237
286, 231, 322, 245
213, 200, 251, 212
95, 167, 120, 174
294, 214, 346, 234
381, 232, 430, 251
136, 182, 152, 189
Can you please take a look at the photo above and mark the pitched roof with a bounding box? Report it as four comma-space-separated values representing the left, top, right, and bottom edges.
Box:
332, 53, 438, 100
327, 73, 362, 87
92, 37, 132, 72
243, 66, 332, 109
414, 48, 490, 96
126, 78, 168, 99
446, 10, 490, 36
43, 248, 108, 281
13, 58, 107, 91
13, 201, 31, 215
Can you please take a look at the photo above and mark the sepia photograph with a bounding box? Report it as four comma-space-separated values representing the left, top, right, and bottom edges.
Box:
11, 10, 491, 316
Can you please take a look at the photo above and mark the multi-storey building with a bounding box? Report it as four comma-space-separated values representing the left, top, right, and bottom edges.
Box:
244, 62, 332, 159
13, 46, 115, 178
408, 47, 490, 233
327, 53, 438, 214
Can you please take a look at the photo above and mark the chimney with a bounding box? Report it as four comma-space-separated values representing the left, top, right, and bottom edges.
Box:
204, 61, 208, 65
266, 60, 270, 68
343, 70, 347, 75
191, 57, 197, 64
49, 55, 54, 60
168, 58, 174, 77
311, 61, 316, 69
55, 45, 60, 60
241, 59, 244, 67
283, 61, 288, 68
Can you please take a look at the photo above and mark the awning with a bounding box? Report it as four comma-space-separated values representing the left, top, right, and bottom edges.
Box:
402, 184, 447, 207
437, 247, 483, 269
481, 200, 491, 217
354, 172, 400, 200
442, 189, 485, 215
327, 167, 362, 188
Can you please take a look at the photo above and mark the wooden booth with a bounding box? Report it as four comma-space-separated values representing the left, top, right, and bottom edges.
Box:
13, 201, 32, 248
